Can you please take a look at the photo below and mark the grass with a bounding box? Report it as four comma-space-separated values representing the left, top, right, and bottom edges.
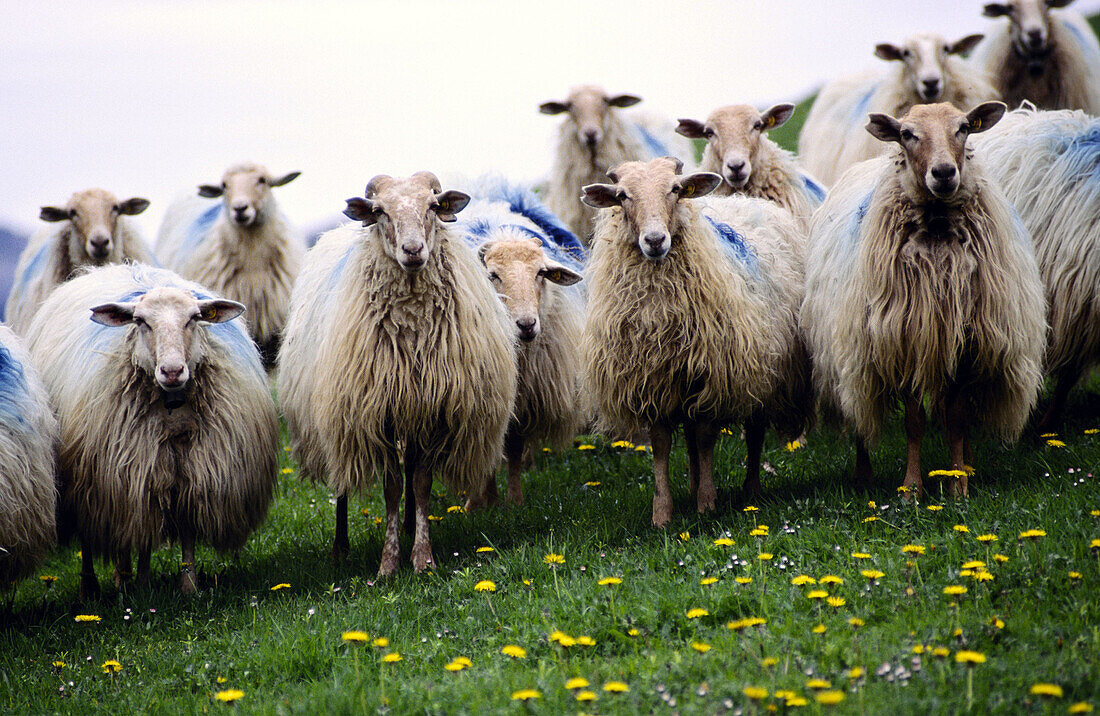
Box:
3, 373, 1099, 714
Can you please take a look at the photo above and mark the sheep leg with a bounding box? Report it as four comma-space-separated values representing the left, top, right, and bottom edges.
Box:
854, 439, 873, 488
379, 465, 403, 577
403, 461, 416, 536
113, 547, 132, 590
945, 391, 969, 498
1036, 367, 1078, 435
333, 494, 349, 562
683, 421, 699, 498
740, 412, 766, 501
464, 473, 498, 512
136, 548, 151, 584
902, 395, 925, 497
650, 423, 674, 528
409, 454, 435, 572
503, 428, 525, 505
79, 544, 100, 601
180, 536, 197, 594
693, 420, 719, 515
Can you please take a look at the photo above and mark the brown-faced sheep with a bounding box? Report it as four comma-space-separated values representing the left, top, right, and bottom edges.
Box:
801, 102, 1047, 497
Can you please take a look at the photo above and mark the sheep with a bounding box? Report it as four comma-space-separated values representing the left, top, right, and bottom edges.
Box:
800, 33, 998, 186
156, 163, 304, 368
541, 84, 695, 243
277, 172, 517, 576
6, 189, 154, 335
970, 0, 1100, 114
676, 103, 826, 232
581, 157, 812, 526
800, 102, 1047, 498
24, 263, 278, 597
453, 179, 586, 509
0, 326, 58, 591
970, 105, 1100, 431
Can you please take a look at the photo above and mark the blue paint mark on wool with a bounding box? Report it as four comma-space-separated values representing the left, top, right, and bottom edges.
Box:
179, 202, 222, 262
633, 123, 669, 159
494, 183, 586, 262
1065, 19, 1100, 64
18, 243, 50, 288
853, 83, 876, 119
802, 176, 827, 204
0, 343, 31, 427
705, 216, 757, 276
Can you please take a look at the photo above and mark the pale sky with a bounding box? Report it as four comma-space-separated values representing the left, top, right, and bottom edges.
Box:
3, 0, 1098, 238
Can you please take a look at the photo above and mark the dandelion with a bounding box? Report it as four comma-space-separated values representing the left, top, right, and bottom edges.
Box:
341, 631, 369, 643
74, 614, 101, 623
848, 617, 865, 628
812, 624, 827, 634
961, 560, 985, 569
827, 596, 846, 608
566, 678, 590, 690
511, 689, 541, 701
476, 546, 494, 553
1019, 529, 1046, 539
847, 667, 865, 679
762, 657, 778, 667
372, 637, 389, 647
735, 576, 753, 584
577, 636, 595, 646
577, 444, 595, 450
749, 528, 768, 537
700, 577, 718, 585
758, 552, 773, 560
446, 505, 464, 514
791, 575, 817, 586
927, 505, 944, 512
280, 467, 294, 474
774, 690, 797, 701
474, 580, 496, 593
691, 641, 712, 653
603, 681, 629, 693
806, 678, 832, 689
634, 445, 648, 452
956, 650, 986, 664
543, 553, 565, 565
787, 696, 809, 707
1091, 538, 1100, 550
627, 628, 639, 636
993, 553, 1009, 562
953, 525, 970, 533
943, 585, 968, 596
576, 691, 597, 702
1030, 683, 1064, 698
427, 514, 443, 522
501, 645, 526, 659
101, 660, 122, 674
598, 576, 621, 586
1068, 703, 1094, 714
973, 570, 994, 582
862, 516, 879, 523
912, 645, 926, 655
1040, 432, 1058, 438
39, 575, 58, 584
861, 569, 885, 581
52, 661, 65, 669
713, 537, 734, 546
214, 689, 244, 703
270, 583, 291, 591
727, 617, 767, 631
785, 440, 803, 451
989, 616, 1005, 629
976, 534, 998, 543
743, 686, 768, 700
610, 440, 634, 448
1086, 429, 1100, 435
929, 469, 967, 478
686, 608, 709, 619
743, 505, 759, 512
820, 575, 843, 585
444, 659, 469, 672
851, 552, 872, 559
897, 486, 911, 494
806, 590, 828, 600
1046, 439, 1066, 448
932, 647, 950, 657
1069, 571, 1082, 580
902, 545, 926, 555
816, 691, 845, 705
381, 652, 402, 663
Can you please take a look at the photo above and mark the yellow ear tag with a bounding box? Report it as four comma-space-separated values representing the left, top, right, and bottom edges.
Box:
439, 200, 450, 212
202, 308, 217, 321
972, 119, 981, 130
684, 184, 695, 197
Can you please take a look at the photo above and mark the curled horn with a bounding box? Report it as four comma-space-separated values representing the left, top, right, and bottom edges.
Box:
412, 170, 443, 193
606, 165, 622, 183
365, 175, 392, 198
663, 156, 685, 174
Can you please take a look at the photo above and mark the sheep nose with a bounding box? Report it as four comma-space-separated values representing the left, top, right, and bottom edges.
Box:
158, 364, 186, 386
89, 235, 110, 252
727, 160, 746, 174
643, 231, 668, 248
922, 79, 940, 92
931, 164, 957, 181
1027, 29, 1043, 45
401, 242, 423, 257
232, 204, 249, 214
516, 317, 536, 332
584, 129, 599, 145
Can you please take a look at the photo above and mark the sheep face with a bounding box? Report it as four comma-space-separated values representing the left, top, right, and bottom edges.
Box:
984, 0, 1075, 55
343, 172, 470, 273
540, 85, 643, 152
89, 288, 245, 393
676, 104, 794, 190
581, 157, 722, 261
39, 189, 149, 265
875, 33, 985, 102
866, 102, 1007, 200
197, 163, 300, 228
478, 237, 582, 342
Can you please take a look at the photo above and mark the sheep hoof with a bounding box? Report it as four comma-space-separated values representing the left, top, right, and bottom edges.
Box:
79, 576, 100, 602
505, 489, 524, 506
378, 552, 400, 578
651, 497, 672, 527
332, 538, 350, 563
411, 547, 435, 573
113, 568, 132, 591
696, 491, 717, 515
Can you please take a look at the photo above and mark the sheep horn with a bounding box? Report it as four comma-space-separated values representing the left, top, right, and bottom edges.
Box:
365, 175, 393, 198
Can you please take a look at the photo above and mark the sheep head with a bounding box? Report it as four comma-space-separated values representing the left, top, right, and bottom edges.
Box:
540, 85, 642, 152
478, 236, 582, 342
90, 288, 244, 395
676, 103, 794, 190
40, 189, 149, 265
983, 0, 1074, 57
197, 163, 300, 228
581, 157, 722, 261
874, 33, 985, 102
343, 172, 470, 273
867, 101, 1006, 201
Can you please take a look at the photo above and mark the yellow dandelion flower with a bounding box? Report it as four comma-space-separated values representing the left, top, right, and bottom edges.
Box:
627, 628, 639, 636
976, 534, 998, 543
598, 576, 622, 586
447, 505, 464, 514
851, 552, 872, 559
762, 657, 778, 667
820, 575, 843, 585
812, 624, 827, 634
1085, 429, 1100, 435
270, 583, 291, 591
476, 546, 494, 553
584, 480, 601, 487
280, 467, 294, 475
1068, 703, 1093, 714
758, 552, 773, 560
902, 545, 926, 555
548, 630, 567, 642
381, 652, 402, 663
806, 678, 832, 689
577, 444, 595, 450
868, 501, 876, 508
912, 645, 926, 654
989, 616, 1005, 629
686, 608, 709, 619
787, 695, 809, 706
791, 575, 816, 586
373, 517, 383, 525
74, 614, 101, 623
774, 690, 797, 701
993, 553, 1009, 562
1070, 571, 1083, 580
39, 575, 57, 584
511, 689, 541, 701
372, 637, 389, 647
1040, 432, 1058, 438
848, 667, 865, 679
444, 660, 468, 672
1046, 439, 1066, 448
806, 590, 828, 600
736, 576, 753, 584
743, 505, 759, 512
566, 677, 590, 690
862, 516, 879, 523
785, 440, 803, 451
427, 514, 443, 521
52, 661, 65, 669
543, 553, 565, 565
955, 650, 986, 664
634, 445, 648, 452
749, 528, 767, 537
501, 645, 526, 658
691, 641, 712, 653
474, 580, 496, 593
897, 485, 911, 493
1091, 539, 1100, 550
575, 690, 597, 702
610, 440, 634, 449
943, 585, 967, 595
848, 617, 865, 627
827, 596, 846, 608
861, 569, 885, 580
953, 525, 970, 533
603, 681, 629, 693
700, 577, 718, 585
101, 660, 122, 673
743, 686, 768, 700
576, 636, 595, 646
214, 689, 244, 703
961, 560, 986, 569
973, 571, 994, 582
558, 635, 577, 647
931, 646, 950, 657
341, 631, 368, 643
1019, 529, 1047, 539
927, 505, 944, 512
713, 537, 735, 546
816, 691, 846, 705
1030, 683, 1064, 698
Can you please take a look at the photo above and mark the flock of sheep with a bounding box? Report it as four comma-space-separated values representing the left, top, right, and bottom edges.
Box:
1, 0, 1099, 599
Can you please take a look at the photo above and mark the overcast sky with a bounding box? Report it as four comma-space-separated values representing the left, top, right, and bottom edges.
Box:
3, 0, 1099, 238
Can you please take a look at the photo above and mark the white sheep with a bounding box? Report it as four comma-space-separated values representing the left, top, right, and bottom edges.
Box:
0, 326, 58, 590
581, 157, 812, 526
970, 0, 1100, 114
25, 263, 279, 597
278, 172, 517, 576
801, 102, 1047, 498
454, 178, 586, 509
156, 162, 304, 367
676, 103, 826, 231
541, 84, 695, 242
6, 189, 154, 335
800, 33, 998, 186
971, 104, 1100, 431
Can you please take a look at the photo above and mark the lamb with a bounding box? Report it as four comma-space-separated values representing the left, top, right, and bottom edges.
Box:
156, 163, 304, 368
277, 172, 517, 576
800, 33, 998, 186
6, 189, 154, 335
970, 105, 1100, 431
0, 326, 58, 590
25, 263, 279, 597
581, 157, 812, 526
800, 102, 1046, 498
970, 0, 1100, 114
541, 85, 695, 243
454, 179, 586, 509
676, 103, 826, 232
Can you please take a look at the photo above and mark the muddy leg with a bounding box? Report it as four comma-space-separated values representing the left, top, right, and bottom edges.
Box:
113, 547, 132, 590
333, 494, 349, 562
80, 544, 100, 601
741, 412, 766, 501
503, 428, 525, 505
694, 420, 719, 514
684, 421, 699, 498
378, 464, 403, 577
650, 423, 674, 527
902, 395, 925, 497
180, 536, 197, 594
854, 438, 873, 488
409, 450, 435, 572
945, 390, 969, 498
403, 461, 416, 536
1036, 368, 1078, 435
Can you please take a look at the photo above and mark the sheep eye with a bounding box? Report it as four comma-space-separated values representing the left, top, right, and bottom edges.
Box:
133, 316, 146, 327
488, 271, 500, 282
257, 177, 266, 185
900, 129, 915, 142
703, 128, 715, 138
901, 49, 911, 58
617, 190, 630, 202
112, 204, 121, 213
221, 182, 227, 189
189, 313, 201, 323
752, 121, 764, 131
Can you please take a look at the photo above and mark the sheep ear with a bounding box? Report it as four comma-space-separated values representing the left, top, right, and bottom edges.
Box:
118, 197, 150, 216
344, 197, 380, 225
606, 94, 642, 108
761, 103, 796, 130
197, 299, 246, 323
541, 262, 583, 286
433, 190, 471, 222
966, 101, 1007, 134
197, 185, 224, 198
1046, 0, 1074, 8
675, 119, 707, 139
866, 113, 902, 143
581, 184, 622, 209
39, 206, 70, 222
477, 241, 494, 266
539, 101, 570, 115
983, 3, 1011, 16
90, 302, 136, 327
948, 34, 984, 55
270, 171, 301, 187
678, 172, 722, 199
874, 43, 904, 62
